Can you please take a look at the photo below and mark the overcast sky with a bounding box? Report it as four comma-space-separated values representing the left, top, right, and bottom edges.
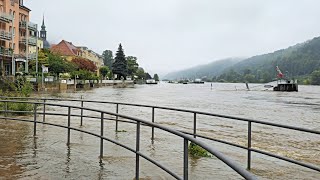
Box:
25, 0, 320, 75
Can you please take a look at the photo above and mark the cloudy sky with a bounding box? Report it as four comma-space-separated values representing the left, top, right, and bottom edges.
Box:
25, 0, 320, 75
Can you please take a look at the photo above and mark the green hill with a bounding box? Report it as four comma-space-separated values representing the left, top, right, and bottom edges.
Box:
163, 58, 243, 80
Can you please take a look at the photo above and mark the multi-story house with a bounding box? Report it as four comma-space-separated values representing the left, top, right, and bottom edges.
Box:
0, 0, 38, 76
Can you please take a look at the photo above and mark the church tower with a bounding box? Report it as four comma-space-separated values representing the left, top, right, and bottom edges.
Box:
40, 16, 47, 40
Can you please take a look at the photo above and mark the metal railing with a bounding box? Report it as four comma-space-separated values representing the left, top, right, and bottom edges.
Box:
0, 13, 13, 22
19, 21, 38, 31
0, 29, 12, 41
1, 97, 320, 174
19, 37, 37, 46
0, 99, 256, 180
0, 47, 13, 57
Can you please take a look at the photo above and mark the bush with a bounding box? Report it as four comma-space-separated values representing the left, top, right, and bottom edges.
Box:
188, 142, 212, 158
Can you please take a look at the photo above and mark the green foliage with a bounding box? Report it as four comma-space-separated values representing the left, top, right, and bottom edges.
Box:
145, 73, 152, 80
311, 70, 320, 85
153, 74, 160, 81
48, 53, 76, 77
71, 70, 98, 80
102, 50, 114, 68
112, 44, 128, 80
136, 68, 146, 80
188, 142, 211, 158
127, 56, 139, 78
100, 66, 110, 78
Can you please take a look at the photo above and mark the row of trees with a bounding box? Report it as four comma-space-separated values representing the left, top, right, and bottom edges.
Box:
101, 44, 159, 81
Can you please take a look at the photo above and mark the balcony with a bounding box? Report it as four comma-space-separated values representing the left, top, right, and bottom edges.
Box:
0, 47, 13, 57
19, 21, 38, 31
0, 13, 13, 23
0, 30, 12, 41
27, 53, 37, 60
19, 37, 37, 46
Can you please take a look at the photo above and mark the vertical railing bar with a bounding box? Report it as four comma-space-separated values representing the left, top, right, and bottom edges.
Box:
43, 99, 46, 122
183, 139, 189, 180
4, 101, 8, 120
67, 107, 71, 145
100, 112, 104, 159
135, 121, 141, 180
116, 104, 119, 132
33, 103, 37, 136
193, 113, 197, 138
247, 121, 252, 170
80, 101, 84, 126
152, 107, 155, 142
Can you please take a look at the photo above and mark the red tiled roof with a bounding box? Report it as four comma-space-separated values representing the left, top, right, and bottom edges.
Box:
50, 40, 81, 56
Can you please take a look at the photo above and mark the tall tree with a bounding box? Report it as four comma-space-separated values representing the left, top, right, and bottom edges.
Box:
126, 56, 139, 78
100, 66, 110, 79
102, 50, 114, 68
112, 44, 128, 80
153, 74, 160, 81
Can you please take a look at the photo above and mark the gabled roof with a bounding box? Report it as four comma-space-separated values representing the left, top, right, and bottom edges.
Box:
50, 40, 81, 56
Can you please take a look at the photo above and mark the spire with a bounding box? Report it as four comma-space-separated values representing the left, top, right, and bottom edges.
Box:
41, 15, 46, 30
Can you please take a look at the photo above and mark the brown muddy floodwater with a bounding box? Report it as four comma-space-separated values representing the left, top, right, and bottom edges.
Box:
0, 83, 320, 179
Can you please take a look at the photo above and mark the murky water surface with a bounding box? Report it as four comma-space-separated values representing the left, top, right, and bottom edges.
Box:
1, 83, 320, 179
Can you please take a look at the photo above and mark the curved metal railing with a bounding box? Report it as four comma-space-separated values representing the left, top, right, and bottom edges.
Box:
1, 96, 320, 175
0, 99, 257, 180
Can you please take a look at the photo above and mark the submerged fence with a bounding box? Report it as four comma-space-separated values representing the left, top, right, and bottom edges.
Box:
1, 96, 320, 178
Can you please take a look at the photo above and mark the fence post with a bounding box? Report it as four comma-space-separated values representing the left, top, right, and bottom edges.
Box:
4, 101, 8, 120
193, 113, 197, 138
80, 101, 84, 126
33, 103, 37, 136
116, 104, 119, 132
67, 107, 71, 145
135, 121, 141, 180
247, 121, 252, 170
184, 139, 189, 180
100, 112, 104, 159
43, 99, 46, 122
151, 107, 155, 142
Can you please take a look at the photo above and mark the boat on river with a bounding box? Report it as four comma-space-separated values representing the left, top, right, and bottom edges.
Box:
146, 79, 158, 84
273, 66, 298, 92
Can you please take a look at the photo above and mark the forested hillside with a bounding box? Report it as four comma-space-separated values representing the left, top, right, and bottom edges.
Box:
216, 37, 320, 84
164, 36, 320, 85
163, 58, 242, 80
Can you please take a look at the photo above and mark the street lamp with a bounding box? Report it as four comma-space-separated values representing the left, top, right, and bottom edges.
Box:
74, 74, 79, 91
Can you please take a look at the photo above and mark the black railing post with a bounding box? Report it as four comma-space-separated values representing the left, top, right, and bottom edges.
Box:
43, 99, 46, 122
184, 139, 189, 180
4, 101, 8, 120
67, 107, 71, 145
193, 113, 197, 138
135, 121, 141, 180
247, 121, 252, 170
80, 101, 84, 126
152, 107, 155, 142
116, 104, 119, 132
33, 103, 37, 136
100, 112, 104, 159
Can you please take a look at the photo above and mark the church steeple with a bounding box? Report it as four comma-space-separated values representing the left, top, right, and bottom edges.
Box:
40, 15, 47, 40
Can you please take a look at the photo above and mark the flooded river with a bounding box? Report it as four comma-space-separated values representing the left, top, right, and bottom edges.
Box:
0, 83, 319, 179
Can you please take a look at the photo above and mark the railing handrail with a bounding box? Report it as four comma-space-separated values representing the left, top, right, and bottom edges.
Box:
0, 99, 257, 180
1, 96, 319, 135
1, 97, 320, 174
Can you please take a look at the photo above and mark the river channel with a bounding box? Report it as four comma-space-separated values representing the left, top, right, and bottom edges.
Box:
0, 83, 319, 179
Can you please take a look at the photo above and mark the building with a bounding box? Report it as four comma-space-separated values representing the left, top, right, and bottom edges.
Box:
50, 40, 81, 61
39, 16, 49, 49
51, 40, 104, 75
0, 0, 38, 76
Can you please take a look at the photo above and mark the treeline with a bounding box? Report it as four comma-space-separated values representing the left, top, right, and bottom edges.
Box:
102, 45, 159, 81
165, 36, 320, 85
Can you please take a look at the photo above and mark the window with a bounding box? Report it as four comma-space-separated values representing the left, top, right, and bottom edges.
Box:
13, 11, 15, 19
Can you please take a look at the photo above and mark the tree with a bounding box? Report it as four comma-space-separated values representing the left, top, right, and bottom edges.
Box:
153, 74, 160, 81
145, 73, 152, 80
136, 67, 146, 80
126, 56, 139, 78
48, 54, 75, 78
102, 50, 114, 68
72, 58, 97, 72
100, 66, 110, 79
112, 44, 128, 80
311, 70, 320, 85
